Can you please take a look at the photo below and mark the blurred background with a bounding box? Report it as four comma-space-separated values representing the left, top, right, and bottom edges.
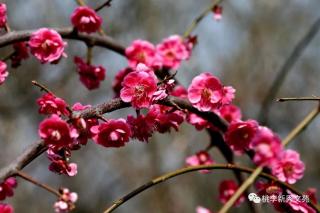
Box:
0, 0, 320, 212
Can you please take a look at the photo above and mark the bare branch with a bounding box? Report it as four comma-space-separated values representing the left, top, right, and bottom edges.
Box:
103, 164, 318, 213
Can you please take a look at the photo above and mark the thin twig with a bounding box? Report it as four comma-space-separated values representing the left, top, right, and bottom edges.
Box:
183, 0, 223, 38
1, 51, 15, 61
103, 164, 318, 213
31, 80, 73, 114
16, 170, 60, 197
31, 80, 54, 94
86, 46, 93, 64
218, 105, 320, 213
258, 16, 320, 124
95, 0, 113, 12
277, 97, 320, 102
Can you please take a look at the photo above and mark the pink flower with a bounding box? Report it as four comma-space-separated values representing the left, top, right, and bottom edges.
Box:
271, 149, 305, 184
120, 64, 157, 109
218, 104, 242, 123
71, 6, 102, 33
171, 85, 188, 98
54, 188, 78, 213
187, 113, 210, 130
184, 35, 197, 59
0, 3, 7, 28
156, 35, 189, 69
127, 114, 155, 142
0, 61, 8, 85
255, 181, 284, 211
196, 206, 212, 213
148, 104, 184, 133
250, 127, 283, 166
287, 191, 316, 213
74, 57, 106, 90
219, 180, 244, 206
29, 28, 66, 63
224, 120, 258, 154
0, 203, 14, 213
0, 177, 17, 201
112, 67, 133, 97
10, 42, 29, 68
305, 188, 317, 204
186, 151, 214, 174
188, 73, 225, 112
39, 115, 78, 149
91, 119, 131, 148
71, 103, 98, 145
212, 6, 223, 21
125, 40, 157, 68
221, 86, 235, 105
47, 148, 77, 176
37, 93, 70, 116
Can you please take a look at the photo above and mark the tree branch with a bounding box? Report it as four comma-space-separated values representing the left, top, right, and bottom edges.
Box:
0, 96, 228, 182
218, 104, 320, 213
0, 28, 125, 56
103, 164, 318, 213
258, 16, 320, 124
183, 0, 224, 38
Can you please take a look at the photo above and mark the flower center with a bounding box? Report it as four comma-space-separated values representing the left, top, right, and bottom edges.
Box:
202, 88, 212, 100
134, 85, 145, 98
51, 130, 61, 141
283, 163, 294, 177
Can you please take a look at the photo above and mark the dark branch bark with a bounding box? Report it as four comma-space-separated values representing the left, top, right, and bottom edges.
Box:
0, 27, 126, 56
0, 96, 228, 182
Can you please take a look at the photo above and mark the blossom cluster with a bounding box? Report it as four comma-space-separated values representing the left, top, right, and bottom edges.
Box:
0, 2, 315, 213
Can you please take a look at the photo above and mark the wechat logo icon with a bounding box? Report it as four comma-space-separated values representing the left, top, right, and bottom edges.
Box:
248, 193, 261, 203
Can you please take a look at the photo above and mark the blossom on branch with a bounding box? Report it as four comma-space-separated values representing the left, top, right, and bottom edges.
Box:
91, 119, 131, 148
29, 28, 67, 63
120, 64, 157, 109
156, 35, 189, 69
71, 6, 102, 34
0, 178, 17, 201
271, 149, 305, 184
219, 180, 244, 206
188, 73, 234, 112
250, 127, 283, 166
0, 3, 7, 28
39, 115, 78, 150
224, 119, 258, 154
54, 188, 78, 213
196, 206, 212, 213
127, 114, 155, 143
125, 40, 157, 68
217, 104, 242, 123
112, 67, 133, 97
0, 203, 13, 213
37, 93, 70, 116
186, 151, 214, 174
0, 61, 8, 85
10, 42, 29, 68
74, 56, 106, 90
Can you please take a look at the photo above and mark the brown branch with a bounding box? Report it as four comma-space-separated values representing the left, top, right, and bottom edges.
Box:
103, 163, 318, 213
183, 0, 224, 38
0, 27, 125, 55
258, 16, 320, 124
0, 96, 228, 182
277, 96, 320, 102
16, 170, 60, 197
218, 105, 320, 213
